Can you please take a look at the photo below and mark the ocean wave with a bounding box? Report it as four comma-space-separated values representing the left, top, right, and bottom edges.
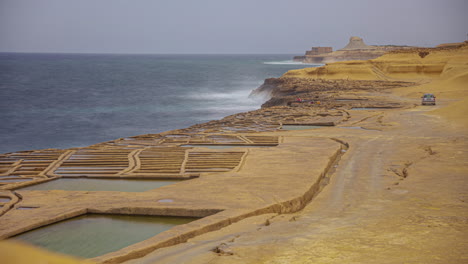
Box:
263, 60, 323, 66
185, 89, 260, 101
179, 89, 265, 116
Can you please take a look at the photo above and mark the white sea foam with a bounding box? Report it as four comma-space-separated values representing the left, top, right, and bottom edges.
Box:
183, 88, 265, 116
187, 89, 251, 100
196, 105, 259, 113
186, 86, 267, 104
263, 60, 323, 66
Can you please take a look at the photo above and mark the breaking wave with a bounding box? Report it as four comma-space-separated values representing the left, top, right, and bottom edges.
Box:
186, 89, 252, 101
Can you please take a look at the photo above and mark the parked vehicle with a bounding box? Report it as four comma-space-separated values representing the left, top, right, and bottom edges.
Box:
421, 93, 436, 105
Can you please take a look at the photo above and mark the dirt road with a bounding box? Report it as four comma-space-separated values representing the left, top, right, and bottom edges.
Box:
128, 99, 468, 263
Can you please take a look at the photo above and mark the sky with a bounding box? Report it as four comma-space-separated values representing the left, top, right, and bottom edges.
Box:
0, 0, 467, 54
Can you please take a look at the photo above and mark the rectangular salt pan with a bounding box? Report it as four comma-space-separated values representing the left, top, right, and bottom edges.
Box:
351, 107, 394, 110
13, 214, 198, 259
182, 145, 274, 149
19, 178, 181, 192
281, 125, 323, 130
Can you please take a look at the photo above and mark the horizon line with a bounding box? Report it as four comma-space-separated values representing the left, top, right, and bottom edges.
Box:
0, 51, 301, 56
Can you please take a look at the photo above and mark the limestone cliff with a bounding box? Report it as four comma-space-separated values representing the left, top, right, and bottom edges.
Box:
287, 42, 468, 80
253, 42, 468, 107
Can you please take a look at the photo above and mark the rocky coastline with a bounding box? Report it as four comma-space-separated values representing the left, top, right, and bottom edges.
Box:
1, 42, 468, 263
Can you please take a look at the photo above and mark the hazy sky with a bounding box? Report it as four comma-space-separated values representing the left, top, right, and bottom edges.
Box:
1, 0, 467, 54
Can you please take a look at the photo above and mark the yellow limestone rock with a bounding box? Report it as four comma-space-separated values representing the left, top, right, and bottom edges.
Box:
0, 240, 93, 264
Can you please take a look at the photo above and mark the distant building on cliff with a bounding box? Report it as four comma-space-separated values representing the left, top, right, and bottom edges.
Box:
294, 46, 333, 62
294, 36, 416, 63
305, 47, 333, 56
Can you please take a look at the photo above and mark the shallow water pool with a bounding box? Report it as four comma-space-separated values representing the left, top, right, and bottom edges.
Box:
281, 125, 324, 130
335, 99, 366, 101
182, 144, 273, 149
0, 197, 11, 203
340, 126, 379, 130
13, 214, 197, 259
18, 178, 181, 192
340, 126, 364, 129
0, 178, 33, 183
0, 175, 22, 179
351, 107, 394, 110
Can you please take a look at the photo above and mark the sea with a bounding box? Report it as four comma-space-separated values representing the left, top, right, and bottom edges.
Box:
0, 53, 319, 154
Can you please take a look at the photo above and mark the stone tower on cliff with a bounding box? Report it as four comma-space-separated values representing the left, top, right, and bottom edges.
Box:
341, 36, 372, 50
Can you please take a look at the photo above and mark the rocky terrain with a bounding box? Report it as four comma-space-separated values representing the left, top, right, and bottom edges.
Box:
1, 42, 467, 263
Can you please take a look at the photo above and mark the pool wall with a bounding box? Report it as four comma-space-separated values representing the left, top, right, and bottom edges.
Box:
0, 191, 19, 217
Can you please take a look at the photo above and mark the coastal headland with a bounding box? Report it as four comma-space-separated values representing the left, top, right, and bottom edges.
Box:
293, 36, 418, 63
1, 42, 468, 263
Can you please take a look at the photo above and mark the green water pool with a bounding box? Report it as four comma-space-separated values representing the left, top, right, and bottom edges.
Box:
13, 214, 198, 259
18, 178, 181, 192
